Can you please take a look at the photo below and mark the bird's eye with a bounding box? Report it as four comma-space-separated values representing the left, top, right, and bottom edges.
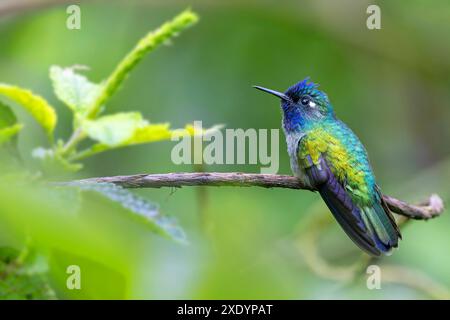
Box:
300, 96, 311, 106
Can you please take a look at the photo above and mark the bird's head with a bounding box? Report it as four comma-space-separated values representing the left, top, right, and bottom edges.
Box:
254, 78, 333, 131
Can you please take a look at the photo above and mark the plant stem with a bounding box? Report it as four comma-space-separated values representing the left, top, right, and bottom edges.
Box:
86, 9, 199, 118
69, 144, 107, 161
61, 128, 86, 156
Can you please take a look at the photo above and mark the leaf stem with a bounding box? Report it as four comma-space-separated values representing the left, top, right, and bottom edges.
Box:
69, 144, 107, 161
61, 128, 86, 156
86, 9, 199, 118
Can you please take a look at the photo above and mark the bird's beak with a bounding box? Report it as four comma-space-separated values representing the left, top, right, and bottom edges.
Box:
253, 85, 290, 102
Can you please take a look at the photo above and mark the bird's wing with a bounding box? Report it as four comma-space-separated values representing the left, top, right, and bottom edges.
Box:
298, 138, 400, 256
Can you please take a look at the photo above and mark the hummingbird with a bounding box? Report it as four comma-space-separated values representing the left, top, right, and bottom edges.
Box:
254, 78, 401, 256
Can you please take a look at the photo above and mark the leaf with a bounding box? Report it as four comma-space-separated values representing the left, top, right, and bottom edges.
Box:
0, 84, 57, 138
49, 65, 102, 117
0, 124, 23, 146
65, 182, 187, 243
0, 101, 18, 128
47, 251, 127, 299
127, 123, 224, 144
172, 123, 224, 139
0, 101, 23, 149
0, 246, 56, 300
127, 123, 172, 144
86, 9, 199, 118
72, 120, 222, 161
85, 118, 222, 147
81, 112, 144, 147
46, 186, 82, 216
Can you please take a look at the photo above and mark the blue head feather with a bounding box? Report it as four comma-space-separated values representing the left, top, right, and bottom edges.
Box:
284, 77, 330, 106
281, 78, 334, 132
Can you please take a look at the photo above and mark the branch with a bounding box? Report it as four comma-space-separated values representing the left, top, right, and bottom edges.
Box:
66, 172, 445, 220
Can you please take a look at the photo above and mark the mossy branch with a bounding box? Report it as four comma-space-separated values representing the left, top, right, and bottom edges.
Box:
63, 172, 444, 220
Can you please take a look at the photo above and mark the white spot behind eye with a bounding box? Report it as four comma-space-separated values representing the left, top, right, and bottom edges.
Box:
309, 101, 316, 108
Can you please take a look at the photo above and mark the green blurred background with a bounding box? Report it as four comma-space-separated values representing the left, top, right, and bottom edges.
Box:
0, 0, 449, 299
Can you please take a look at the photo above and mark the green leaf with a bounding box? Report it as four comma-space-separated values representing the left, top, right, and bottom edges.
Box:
0, 124, 23, 146
86, 9, 199, 118
126, 122, 172, 144
72, 120, 222, 161
0, 101, 18, 128
125, 122, 224, 145
172, 123, 224, 138
65, 182, 187, 243
0, 101, 23, 147
49, 65, 102, 117
0, 84, 57, 139
81, 112, 144, 147
0, 246, 56, 300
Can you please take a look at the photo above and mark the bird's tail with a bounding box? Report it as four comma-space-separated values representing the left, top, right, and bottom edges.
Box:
358, 192, 401, 254
318, 173, 401, 256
